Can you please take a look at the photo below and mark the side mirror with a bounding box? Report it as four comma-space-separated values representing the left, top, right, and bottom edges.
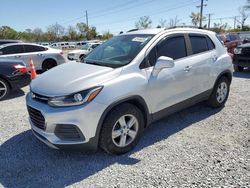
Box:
153, 56, 174, 76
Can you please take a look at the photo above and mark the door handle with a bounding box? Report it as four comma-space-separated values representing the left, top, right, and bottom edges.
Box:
37, 54, 43, 56
14, 55, 21, 58
184, 66, 192, 72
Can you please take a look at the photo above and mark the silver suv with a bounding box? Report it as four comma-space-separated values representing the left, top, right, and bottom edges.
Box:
26, 28, 233, 154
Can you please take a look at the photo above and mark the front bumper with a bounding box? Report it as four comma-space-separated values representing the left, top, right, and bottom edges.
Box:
26, 92, 108, 150
67, 54, 78, 61
233, 55, 250, 67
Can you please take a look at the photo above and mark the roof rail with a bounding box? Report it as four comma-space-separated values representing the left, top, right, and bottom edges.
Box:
127, 28, 139, 33
166, 26, 203, 30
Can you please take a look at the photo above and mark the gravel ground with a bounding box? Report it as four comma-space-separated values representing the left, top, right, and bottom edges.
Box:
0, 70, 250, 188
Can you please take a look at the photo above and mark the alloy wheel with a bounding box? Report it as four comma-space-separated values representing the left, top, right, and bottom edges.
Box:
216, 82, 228, 103
0, 80, 7, 100
112, 114, 139, 148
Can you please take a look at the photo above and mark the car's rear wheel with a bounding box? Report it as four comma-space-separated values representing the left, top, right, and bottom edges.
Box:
207, 77, 230, 108
234, 65, 244, 72
99, 103, 144, 155
0, 78, 10, 101
42, 59, 57, 71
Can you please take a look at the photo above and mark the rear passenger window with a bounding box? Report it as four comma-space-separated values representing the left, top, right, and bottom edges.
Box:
206, 36, 215, 50
157, 36, 187, 60
24, 45, 45, 52
190, 36, 209, 54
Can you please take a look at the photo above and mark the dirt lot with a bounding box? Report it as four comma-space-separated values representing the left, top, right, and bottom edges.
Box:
0, 70, 250, 188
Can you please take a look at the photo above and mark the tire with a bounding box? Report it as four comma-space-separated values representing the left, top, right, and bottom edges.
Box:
0, 78, 10, 101
207, 77, 230, 108
42, 59, 57, 71
234, 65, 244, 72
99, 103, 144, 155
79, 54, 86, 62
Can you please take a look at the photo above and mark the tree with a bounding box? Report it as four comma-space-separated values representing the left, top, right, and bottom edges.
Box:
0, 26, 19, 39
33, 28, 43, 42
157, 19, 167, 28
47, 23, 65, 41
101, 31, 113, 40
190, 12, 206, 27
67, 26, 78, 40
245, 0, 250, 9
168, 16, 180, 27
238, 7, 249, 29
135, 16, 152, 29
76, 22, 88, 39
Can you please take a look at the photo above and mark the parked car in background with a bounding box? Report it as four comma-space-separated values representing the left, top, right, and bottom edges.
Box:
217, 33, 242, 54
238, 32, 250, 44
0, 39, 22, 45
26, 28, 233, 154
67, 42, 101, 61
0, 59, 30, 100
0, 43, 66, 71
233, 42, 250, 72
75, 41, 88, 48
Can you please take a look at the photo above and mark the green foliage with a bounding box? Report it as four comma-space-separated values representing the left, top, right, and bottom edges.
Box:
0, 22, 111, 42
190, 12, 206, 27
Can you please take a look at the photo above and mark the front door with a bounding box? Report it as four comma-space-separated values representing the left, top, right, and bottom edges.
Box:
147, 35, 195, 114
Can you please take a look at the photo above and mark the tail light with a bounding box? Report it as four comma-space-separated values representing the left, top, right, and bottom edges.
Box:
60, 50, 64, 55
13, 64, 28, 73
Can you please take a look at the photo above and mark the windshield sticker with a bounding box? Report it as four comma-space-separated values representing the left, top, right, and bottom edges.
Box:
132, 37, 149, 43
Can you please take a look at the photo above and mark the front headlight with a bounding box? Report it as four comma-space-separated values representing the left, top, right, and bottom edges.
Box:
234, 48, 242, 54
48, 86, 103, 107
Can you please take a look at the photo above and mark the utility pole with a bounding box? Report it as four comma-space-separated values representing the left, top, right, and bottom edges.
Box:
199, 0, 204, 28
86, 10, 89, 40
207, 13, 214, 29
197, 0, 207, 28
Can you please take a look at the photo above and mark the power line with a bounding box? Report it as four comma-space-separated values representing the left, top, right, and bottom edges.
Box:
93, 0, 200, 27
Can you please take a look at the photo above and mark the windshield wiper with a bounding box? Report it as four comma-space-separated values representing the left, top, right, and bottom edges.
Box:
85, 61, 103, 66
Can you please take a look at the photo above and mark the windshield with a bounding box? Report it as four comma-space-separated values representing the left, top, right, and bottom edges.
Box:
81, 43, 90, 50
84, 34, 154, 68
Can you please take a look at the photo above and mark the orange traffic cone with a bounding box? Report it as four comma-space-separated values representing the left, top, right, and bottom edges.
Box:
29, 58, 37, 80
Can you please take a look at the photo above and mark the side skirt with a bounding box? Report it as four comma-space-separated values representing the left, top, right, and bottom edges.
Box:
151, 89, 213, 122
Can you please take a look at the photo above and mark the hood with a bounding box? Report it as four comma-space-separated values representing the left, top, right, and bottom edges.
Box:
69, 49, 88, 54
238, 43, 250, 48
31, 62, 121, 97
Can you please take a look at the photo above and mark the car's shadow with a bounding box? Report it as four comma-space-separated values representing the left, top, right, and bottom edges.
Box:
2, 89, 25, 101
233, 69, 250, 78
0, 103, 222, 187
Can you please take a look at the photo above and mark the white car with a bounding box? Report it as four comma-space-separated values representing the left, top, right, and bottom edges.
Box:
0, 43, 66, 71
67, 42, 101, 61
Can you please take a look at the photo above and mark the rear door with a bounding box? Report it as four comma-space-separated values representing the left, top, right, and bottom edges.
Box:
22, 45, 47, 69
187, 33, 217, 95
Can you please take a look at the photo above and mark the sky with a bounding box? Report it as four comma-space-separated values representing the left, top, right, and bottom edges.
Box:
0, 0, 248, 35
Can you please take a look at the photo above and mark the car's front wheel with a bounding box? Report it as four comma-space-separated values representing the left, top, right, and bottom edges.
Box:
0, 78, 10, 101
100, 103, 144, 155
207, 77, 230, 108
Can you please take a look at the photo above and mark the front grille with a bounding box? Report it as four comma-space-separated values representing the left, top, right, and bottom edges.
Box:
55, 124, 85, 141
27, 106, 46, 130
242, 48, 250, 55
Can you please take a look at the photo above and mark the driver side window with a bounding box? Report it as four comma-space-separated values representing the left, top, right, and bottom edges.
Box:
143, 35, 187, 68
